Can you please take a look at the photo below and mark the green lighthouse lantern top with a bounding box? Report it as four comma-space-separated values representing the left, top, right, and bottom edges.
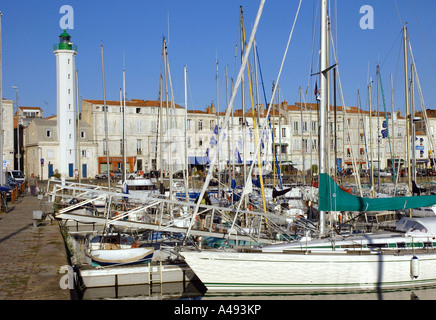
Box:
53, 30, 77, 52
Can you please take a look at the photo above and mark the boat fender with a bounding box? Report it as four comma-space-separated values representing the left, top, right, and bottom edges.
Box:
411, 256, 419, 279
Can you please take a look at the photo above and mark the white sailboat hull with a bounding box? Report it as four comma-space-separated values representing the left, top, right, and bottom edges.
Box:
182, 250, 436, 292
91, 247, 154, 266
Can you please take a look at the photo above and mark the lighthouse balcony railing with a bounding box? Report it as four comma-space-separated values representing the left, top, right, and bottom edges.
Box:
53, 44, 78, 52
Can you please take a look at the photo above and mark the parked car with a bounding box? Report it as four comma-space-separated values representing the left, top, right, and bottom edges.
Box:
9, 170, 25, 182
95, 170, 123, 180
0, 184, 13, 200
6, 176, 21, 188
374, 169, 392, 177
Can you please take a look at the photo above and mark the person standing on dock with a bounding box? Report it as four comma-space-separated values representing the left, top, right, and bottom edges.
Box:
27, 173, 38, 196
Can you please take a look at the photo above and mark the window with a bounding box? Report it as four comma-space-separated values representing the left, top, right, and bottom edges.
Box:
103, 139, 108, 155
303, 121, 308, 132
136, 108, 141, 114
68, 74, 70, 80
312, 139, 318, 151
210, 120, 215, 130
199, 137, 203, 146
198, 120, 203, 131
282, 128, 286, 138
80, 130, 86, 139
187, 119, 192, 131
397, 127, 403, 137
137, 139, 142, 155
311, 121, 317, 133
46, 129, 52, 138
81, 150, 87, 158
293, 139, 300, 151
303, 139, 309, 152
136, 121, 142, 133
293, 121, 300, 135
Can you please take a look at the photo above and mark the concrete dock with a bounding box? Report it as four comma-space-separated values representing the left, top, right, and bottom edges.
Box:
0, 192, 72, 300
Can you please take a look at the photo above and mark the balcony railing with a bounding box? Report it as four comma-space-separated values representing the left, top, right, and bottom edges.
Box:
53, 43, 78, 52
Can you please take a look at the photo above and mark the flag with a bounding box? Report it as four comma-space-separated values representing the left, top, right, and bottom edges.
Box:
210, 136, 217, 146
314, 81, 318, 96
235, 148, 242, 164
381, 129, 388, 139
213, 124, 219, 135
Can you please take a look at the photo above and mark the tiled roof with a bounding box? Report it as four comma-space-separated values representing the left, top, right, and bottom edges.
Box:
82, 99, 184, 109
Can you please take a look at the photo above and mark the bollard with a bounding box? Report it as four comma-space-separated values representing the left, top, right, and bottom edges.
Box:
11, 188, 15, 204
33, 210, 44, 227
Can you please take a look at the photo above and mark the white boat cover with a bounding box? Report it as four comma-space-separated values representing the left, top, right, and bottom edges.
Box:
395, 217, 436, 237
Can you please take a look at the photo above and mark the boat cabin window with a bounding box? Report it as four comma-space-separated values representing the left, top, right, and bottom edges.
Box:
396, 242, 406, 248
367, 243, 388, 249
423, 242, 433, 248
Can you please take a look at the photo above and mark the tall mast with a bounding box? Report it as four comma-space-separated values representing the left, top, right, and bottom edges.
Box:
101, 43, 110, 190
163, 38, 173, 201
122, 63, 127, 184
300, 86, 304, 184
411, 63, 416, 183
240, 6, 247, 208
391, 74, 396, 185
319, 0, 329, 235
376, 65, 380, 192
159, 73, 164, 187
184, 66, 189, 201
368, 83, 375, 198
216, 59, 221, 199
403, 26, 412, 194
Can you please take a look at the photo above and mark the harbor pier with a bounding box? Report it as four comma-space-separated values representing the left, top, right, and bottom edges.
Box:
0, 192, 72, 300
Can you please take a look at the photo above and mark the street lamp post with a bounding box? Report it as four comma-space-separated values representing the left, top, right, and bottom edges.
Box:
11, 86, 20, 172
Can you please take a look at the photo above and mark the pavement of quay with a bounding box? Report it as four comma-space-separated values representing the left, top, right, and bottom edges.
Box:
0, 190, 73, 300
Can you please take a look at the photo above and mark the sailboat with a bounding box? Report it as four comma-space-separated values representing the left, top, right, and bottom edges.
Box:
88, 233, 154, 267
86, 44, 155, 268
181, 0, 436, 293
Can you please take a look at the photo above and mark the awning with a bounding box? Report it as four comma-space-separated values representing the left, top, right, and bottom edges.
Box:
345, 161, 366, 165
274, 143, 289, 146
416, 159, 429, 164
188, 156, 210, 165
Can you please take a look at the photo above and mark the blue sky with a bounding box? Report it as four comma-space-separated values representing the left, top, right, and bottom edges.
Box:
1, 0, 435, 117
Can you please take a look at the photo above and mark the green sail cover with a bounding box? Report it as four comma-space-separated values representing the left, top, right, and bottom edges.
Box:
318, 173, 436, 212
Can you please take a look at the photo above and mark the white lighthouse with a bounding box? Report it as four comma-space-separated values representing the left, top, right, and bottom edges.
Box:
53, 30, 77, 177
